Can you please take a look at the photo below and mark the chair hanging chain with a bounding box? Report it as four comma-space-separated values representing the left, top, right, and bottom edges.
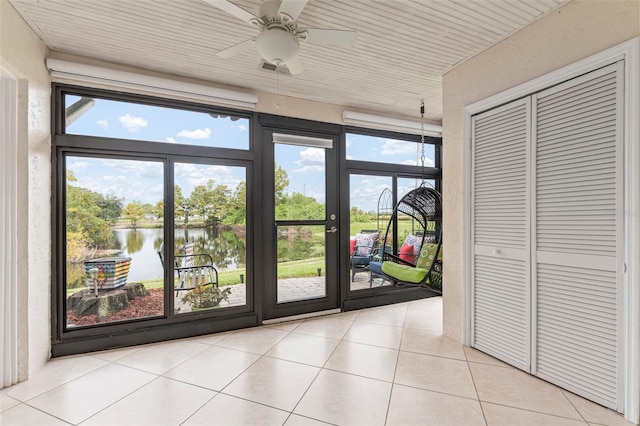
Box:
420, 99, 426, 183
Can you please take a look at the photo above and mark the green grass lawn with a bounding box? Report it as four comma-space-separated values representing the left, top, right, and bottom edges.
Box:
350, 219, 426, 241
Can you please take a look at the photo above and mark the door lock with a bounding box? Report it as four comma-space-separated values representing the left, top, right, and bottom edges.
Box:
326, 226, 337, 233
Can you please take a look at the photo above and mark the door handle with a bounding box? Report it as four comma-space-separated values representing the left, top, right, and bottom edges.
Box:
326, 226, 337, 233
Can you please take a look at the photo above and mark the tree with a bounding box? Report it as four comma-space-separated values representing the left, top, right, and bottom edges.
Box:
274, 164, 289, 203
277, 192, 325, 220
209, 183, 231, 224
153, 200, 164, 219
189, 179, 233, 227
190, 183, 212, 218
141, 203, 154, 217
94, 194, 123, 225
66, 170, 112, 253
223, 181, 246, 225
174, 185, 191, 226
122, 202, 145, 230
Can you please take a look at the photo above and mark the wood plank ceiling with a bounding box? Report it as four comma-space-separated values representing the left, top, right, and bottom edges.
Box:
9, 0, 570, 122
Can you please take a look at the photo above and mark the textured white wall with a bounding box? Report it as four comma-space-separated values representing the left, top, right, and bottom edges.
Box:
1, 0, 51, 378
441, 0, 640, 341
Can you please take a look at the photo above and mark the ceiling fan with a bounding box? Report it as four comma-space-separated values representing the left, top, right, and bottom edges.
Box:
204, 0, 357, 75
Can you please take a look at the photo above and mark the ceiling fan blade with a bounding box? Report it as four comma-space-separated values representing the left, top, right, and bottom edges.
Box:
203, 0, 257, 24
304, 28, 357, 47
216, 38, 255, 58
278, 0, 308, 21
286, 55, 305, 75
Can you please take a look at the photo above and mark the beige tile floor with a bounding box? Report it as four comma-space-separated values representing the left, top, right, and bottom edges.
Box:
0, 297, 633, 426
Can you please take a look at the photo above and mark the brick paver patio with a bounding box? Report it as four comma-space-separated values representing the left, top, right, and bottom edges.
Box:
174, 270, 390, 312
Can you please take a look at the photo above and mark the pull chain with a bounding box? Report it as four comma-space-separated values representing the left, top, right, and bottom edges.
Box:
276, 72, 280, 108
420, 99, 426, 183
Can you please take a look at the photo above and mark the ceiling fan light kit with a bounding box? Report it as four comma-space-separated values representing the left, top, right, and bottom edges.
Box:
255, 29, 300, 65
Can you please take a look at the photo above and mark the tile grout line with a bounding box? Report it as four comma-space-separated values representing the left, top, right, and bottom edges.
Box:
286, 312, 360, 425
75, 375, 167, 425
383, 307, 408, 425
214, 328, 294, 396
464, 347, 489, 426
8, 402, 73, 425
480, 400, 593, 423
205, 328, 298, 423
560, 389, 591, 424
214, 315, 348, 424
11, 300, 441, 425
6, 357, 112, 404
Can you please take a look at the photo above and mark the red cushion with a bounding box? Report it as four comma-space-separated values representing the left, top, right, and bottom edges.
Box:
350, 238, 356, 255
399, 243, 415, 263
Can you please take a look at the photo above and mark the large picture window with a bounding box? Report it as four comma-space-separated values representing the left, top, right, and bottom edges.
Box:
65, 156, 165, 327
345, 130, 441, 293
346, 133, 436, 166
53, 87, 253, 352
65, 94, 250, 149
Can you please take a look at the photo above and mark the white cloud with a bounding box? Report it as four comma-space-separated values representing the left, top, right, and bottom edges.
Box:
234, 124, 248, 132
166, 136, 177, 143
345, 136, 353, 148
294, 148, 325, 172
68, 161, 90, 171
380, 138, 418, 155
102, 175, 127, 182
119, 113, 148, 132
68, 158, 164, 205
403, 157, 435, 167
97, 119, 108, 129
177, 128, 211, 139
174, 163, 242, 195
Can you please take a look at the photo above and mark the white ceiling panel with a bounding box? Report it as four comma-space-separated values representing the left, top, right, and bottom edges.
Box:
8, 0, 571, 122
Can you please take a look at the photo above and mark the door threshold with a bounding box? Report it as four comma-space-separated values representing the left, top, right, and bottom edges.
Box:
262, 308, 342, 325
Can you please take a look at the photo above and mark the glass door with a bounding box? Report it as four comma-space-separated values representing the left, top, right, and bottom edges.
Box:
264, 131, 339, 319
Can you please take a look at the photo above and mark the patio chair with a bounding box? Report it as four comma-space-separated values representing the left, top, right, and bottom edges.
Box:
378, 186, 443, 293
158, 242, 219, 295
350, 230, 379, 282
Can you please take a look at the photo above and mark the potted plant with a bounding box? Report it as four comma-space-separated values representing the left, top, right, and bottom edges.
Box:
181, 283, 231, 311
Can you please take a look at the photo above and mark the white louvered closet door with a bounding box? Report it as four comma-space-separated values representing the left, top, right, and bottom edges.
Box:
472, 98, 531, 372
534, 62, 623, 411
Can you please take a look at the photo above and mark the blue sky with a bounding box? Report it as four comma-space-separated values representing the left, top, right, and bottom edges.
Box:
65, 96, 435, 211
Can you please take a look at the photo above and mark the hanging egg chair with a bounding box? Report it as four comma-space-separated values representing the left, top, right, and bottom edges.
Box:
379, 185, 442, 293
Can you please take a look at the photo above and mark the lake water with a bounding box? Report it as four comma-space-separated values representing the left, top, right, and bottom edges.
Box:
68, 226, 324, 288
115, 227, 247, 282
67, 227, 247, 287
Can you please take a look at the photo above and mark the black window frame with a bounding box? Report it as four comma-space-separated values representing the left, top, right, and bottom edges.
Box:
50, 83, 444, 355
51, 84, 257, 356
340, 126, 443, 311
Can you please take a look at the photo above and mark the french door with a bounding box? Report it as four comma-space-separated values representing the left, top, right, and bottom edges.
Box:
262, 129, 340, 320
